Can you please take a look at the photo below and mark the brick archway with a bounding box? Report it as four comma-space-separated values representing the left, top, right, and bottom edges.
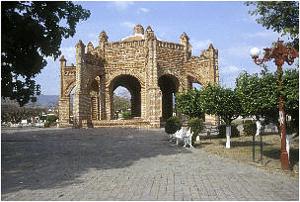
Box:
59, 24, 219, 128
187, 74, 204, 90
109, 74, 142, 119
158, 74, 180, 121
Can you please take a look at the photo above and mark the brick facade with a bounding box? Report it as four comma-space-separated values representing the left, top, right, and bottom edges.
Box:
59, 24, 219, 128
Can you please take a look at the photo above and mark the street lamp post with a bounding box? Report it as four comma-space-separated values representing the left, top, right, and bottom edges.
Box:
250, 40, 298, 170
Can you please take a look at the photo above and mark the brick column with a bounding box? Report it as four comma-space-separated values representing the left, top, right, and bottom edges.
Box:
148, 87, 162, 128
104, 86, 112, 120
99, 76, 106, 120
144, 26, 162, 127
73, 40, 92, 127
58, 97, 70, 127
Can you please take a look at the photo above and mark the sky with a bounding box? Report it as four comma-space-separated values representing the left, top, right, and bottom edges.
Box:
35, 1, 287, 95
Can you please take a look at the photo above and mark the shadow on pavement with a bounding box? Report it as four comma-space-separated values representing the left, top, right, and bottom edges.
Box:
1, 128, 191, 194
263, 147, 299, 168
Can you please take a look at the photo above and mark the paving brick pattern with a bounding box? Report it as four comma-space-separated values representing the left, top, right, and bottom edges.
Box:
1, 128, 298, 201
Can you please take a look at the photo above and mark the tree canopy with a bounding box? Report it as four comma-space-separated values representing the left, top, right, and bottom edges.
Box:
176, 89, 204, 119
246, 1, 299, 49
235, 71, 278, 122
1, 1, 90, 106
283, 68, 299, 132
113, 94, 131, 113
236, 68, 299, 130
201, 84, 241, 125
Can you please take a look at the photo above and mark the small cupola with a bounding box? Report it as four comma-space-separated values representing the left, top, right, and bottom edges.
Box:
133, 24, 144, 35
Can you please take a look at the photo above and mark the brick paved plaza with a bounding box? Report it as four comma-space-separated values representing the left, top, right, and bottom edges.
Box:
1, 128, 299, 200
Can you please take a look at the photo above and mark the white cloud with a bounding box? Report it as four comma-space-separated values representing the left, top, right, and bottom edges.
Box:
220, 65, 241, 74
224, 45, 253, 59
190, 39, 212, 55
120, 21, 135, 29
137, 7, 150, 14
219, 65, 245, 88
224, 45, 269, 59
111, 1, 134, 11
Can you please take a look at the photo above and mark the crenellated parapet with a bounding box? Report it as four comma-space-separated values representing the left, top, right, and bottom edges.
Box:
157, 41, 184, 50
59, 23, 219, 128
106, 40, 145, 48
183, 44, 219, 85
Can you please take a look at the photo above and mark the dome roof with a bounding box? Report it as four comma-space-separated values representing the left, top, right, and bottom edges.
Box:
121, 24, 145, 42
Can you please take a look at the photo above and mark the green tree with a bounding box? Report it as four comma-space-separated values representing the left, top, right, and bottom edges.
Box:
236, 68, 299, 134
46, 115, 58, 124
283, 68, 299, 133
1, 106, 47, 124
201, 84, 240, 125
1, 2, 90, 106
236, 71, 278, 123
165, 116, 181, 134
113, 94, 131, 113
246, 1, 299, 49
201, 84, 241, 148
187, 117, 204, 145
176, 89, 204, 118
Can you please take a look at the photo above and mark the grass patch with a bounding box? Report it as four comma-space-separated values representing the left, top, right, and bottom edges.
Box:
197, 133, 299, 177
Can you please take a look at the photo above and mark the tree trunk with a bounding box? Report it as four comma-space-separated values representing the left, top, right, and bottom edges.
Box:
255, 120, 262, 136
226, 125, 231, 149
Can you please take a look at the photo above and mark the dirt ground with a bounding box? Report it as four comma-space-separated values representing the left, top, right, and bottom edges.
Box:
198, 133, 299, 177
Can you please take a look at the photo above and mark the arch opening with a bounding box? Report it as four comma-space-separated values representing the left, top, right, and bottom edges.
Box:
188, 75, 203, 90
187, 75, 205, 120
158, 74, 179, 121
110, 75, 141, 119
112, 86, 131, 120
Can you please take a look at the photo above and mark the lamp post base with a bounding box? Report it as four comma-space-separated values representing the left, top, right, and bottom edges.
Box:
280, 151, 289, 170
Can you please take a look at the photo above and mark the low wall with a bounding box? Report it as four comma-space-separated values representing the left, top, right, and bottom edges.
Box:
92, 119, 151, 128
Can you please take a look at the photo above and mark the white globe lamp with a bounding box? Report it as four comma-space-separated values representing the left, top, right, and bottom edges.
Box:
250, 47, 261, 58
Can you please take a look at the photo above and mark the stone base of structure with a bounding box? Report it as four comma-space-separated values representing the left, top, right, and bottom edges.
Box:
59, 123, 74, 128
59, 118, 156, 129
92, 119, 151, 128
59, 115, 219, 129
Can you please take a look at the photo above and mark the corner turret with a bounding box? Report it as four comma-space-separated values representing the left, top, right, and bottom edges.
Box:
99, 31, 108, 50
145, 26, 156, 41
180, 32, 191, 61
133, 24, 144, 35
75, 40, 85, 64
87, 42, 94, 53
59, 55, 66, 67
180, 32, 189, 44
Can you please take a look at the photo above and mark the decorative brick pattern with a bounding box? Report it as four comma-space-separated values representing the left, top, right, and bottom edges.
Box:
58, 24, 219, 128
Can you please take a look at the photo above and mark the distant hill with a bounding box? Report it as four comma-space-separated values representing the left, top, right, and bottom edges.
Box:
5, 93, 131, 110
26, 95, 59, 108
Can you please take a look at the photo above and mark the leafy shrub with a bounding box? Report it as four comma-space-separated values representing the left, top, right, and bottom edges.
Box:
243, 120, 257, 136
121, 111, 131, 119
218, 124, 240, 138
188, 117, 204, 144
46, 115, 58, 124
44, 121, 50, 128
165, 116, 181, 134
45, 115, 58, 127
